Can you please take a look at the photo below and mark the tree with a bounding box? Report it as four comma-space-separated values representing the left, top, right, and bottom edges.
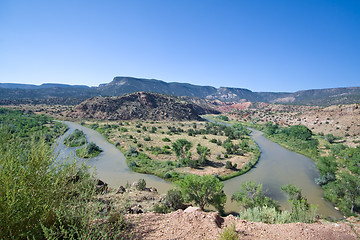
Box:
176, 174, 226, 213
324, 172, 360, 215
325, 134, 337, 143
315, 156, 337, 185
136, 178, 146, 191
281, 184, 317, 222
287, 125, 312, 141
231, 181, 279, 209
172, 139, 193, 160
196, 144, 210, 165
265, 122, 278, 135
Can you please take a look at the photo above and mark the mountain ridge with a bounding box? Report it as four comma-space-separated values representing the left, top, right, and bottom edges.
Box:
1, 76, 359, 106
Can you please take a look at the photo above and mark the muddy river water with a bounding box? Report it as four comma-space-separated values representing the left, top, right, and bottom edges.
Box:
57, 121, 342, 218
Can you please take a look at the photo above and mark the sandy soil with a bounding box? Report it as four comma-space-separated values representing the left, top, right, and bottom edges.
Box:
127, 207, 360, 240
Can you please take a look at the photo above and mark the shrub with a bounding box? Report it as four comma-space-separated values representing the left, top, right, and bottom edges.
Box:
218, 223, 238, 240
232, 181, 279, 210
144, 136, 151, 141
281, 184, 317, 223
176, 174, 226, 213
209, 138, 217, 144
126, 145, 138, 157
76, 142, 102, 158
165, 189, 184, 210
137, 178, 146, 191
63, 129, 86, 147
164, 172, 172, 179
129, 160, 137, 169
225, 161, 233, 169
120, 127, 128, 132
0, 131, 130, 239
162, 137, 171, 142
153, 203, 170, 214
239, 206, 291, 224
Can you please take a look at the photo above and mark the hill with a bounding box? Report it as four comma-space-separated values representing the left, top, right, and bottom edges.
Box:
68, 92, 219, 121
1, 76, 359, 106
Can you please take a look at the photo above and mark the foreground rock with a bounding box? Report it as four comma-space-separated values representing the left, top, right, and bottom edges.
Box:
126, 208, 359, 240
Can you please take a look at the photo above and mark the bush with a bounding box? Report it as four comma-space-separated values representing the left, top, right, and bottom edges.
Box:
0, 131, 130, 239
209, 139, 217, 144
225, 161, 233, 169
137, 179, 146, 191
166, 189, 184, 210
164, 172, 172, 179
153, 203, 170, 214
239, 206, 291, 224
126, 145, 138, 157
232, 181, 279, 210
176, 174, 226, 213
63, 129, 86, 147
162, 137, 171, 142
218, 223, 238, 240
76, 142, 102, 158
120, 127, 128, 132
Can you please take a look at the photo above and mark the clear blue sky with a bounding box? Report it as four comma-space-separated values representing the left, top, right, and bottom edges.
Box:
1, 0, 359, 92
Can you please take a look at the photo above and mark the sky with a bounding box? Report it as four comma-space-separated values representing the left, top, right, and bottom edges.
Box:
0, 0, 359, 92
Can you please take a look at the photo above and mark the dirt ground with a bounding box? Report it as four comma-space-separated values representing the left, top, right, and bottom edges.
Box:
127, 207, 360, 240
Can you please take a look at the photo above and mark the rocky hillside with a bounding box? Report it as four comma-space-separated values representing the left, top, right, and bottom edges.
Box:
68, 92, 219, 121
1, 76, 359, 106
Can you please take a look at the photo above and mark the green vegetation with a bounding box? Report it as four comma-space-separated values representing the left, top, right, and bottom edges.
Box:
232, 181, 317, 224
91, 119, 260, 181
231, 181, 278, 209
136, 178, 147, 191
239, 206, 292, 224
153, 189, 184, 214
263, 122, 319, 159
324, 172, 360, 216
262, 122, 360, 217
0, 109, 130, 239
216, 115, 229, 121
172, 138, 193, 160
175, 174, 226, 214
218, 223, 238, 240
63, 129, 86, 147
281, 184, 318, 223
76, 142, 103, 158
0, 108, 68, 143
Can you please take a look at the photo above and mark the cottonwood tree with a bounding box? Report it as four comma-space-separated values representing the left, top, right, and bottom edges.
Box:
172, 139, 193, 160
231, 181, 278, 209
324, 172, 360, 216
176, 174, 226, 214
196, 144, 210, 165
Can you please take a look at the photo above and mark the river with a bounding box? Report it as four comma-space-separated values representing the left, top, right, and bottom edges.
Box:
57, 121, 342, 218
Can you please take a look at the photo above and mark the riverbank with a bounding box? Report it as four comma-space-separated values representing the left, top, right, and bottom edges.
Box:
58, 120, 343, 218
79, 119, 260, 181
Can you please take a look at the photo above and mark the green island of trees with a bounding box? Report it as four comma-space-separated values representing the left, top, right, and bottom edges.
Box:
63, 129, 87, 147
76, 142, 103, 158
86, 120, 260, 181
